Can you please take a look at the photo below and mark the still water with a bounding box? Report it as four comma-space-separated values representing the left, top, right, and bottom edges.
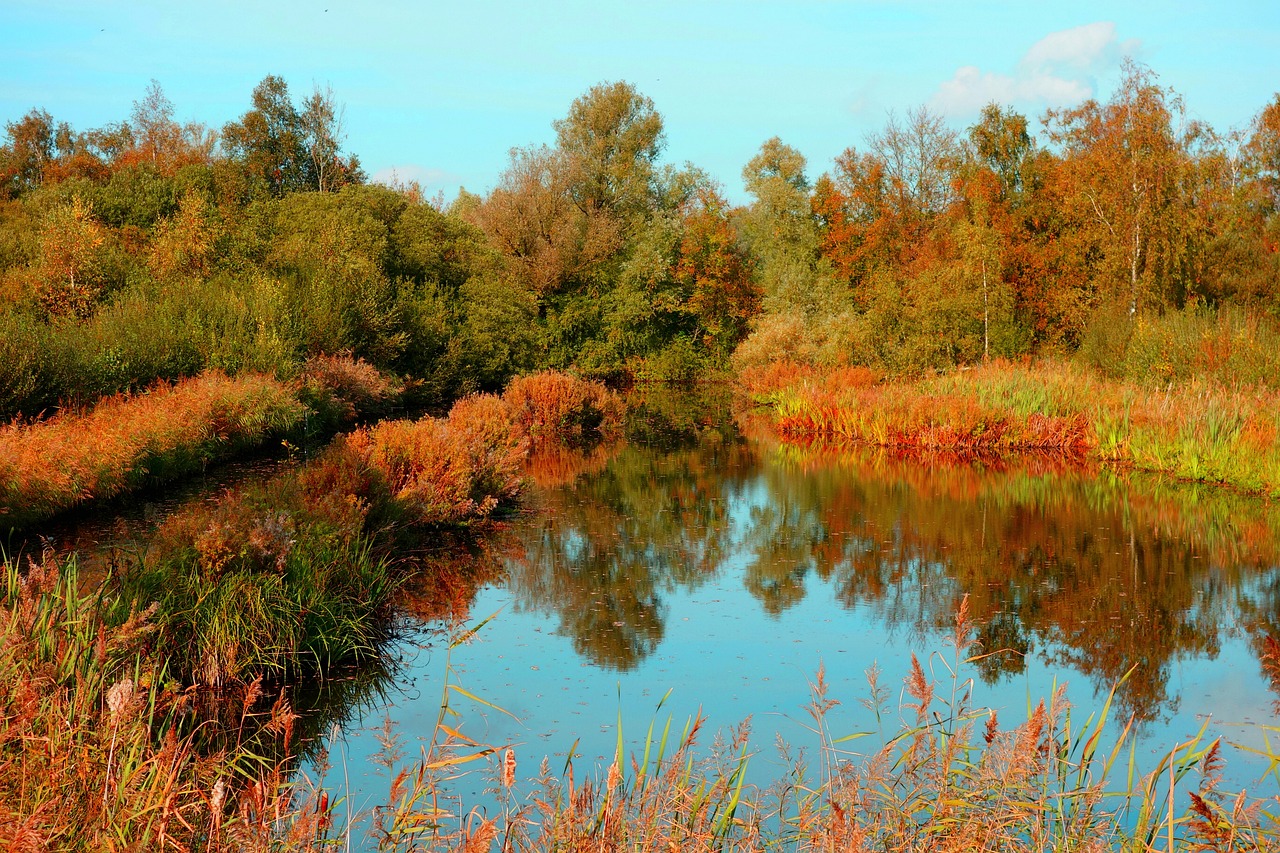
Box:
328, 389, 1280, 819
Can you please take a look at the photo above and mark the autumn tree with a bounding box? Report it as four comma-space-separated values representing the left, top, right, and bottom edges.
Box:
0, 109, 72, 196
468, 144, 623, 297
1244, 94, 1280, 216
675, 185, 758, 355
148, 188, 220, 282
812, 147, 894, 294
867, 106, 960, 235
33, 195, 109, 317
103, 80, 216, 176
1046, 60, 1190, 316
951, 168, 1012, 362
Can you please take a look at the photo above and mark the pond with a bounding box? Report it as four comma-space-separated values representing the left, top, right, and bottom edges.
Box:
324, 387, 1280, 825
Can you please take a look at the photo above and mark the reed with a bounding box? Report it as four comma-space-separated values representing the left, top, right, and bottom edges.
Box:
0, 354, 405, 530
741, 360, 1280, 497
0, 551, 313, 852
5, 556, 1277, 851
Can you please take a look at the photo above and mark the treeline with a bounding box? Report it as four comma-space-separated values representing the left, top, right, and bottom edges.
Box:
2, 63, 1278, 421
735, 59, 1280, 378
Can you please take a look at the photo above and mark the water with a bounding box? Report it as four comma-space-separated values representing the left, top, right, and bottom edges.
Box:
323, 390, 1280, 826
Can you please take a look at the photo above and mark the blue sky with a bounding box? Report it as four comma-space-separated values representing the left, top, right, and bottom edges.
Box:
3, 0, 1278, 203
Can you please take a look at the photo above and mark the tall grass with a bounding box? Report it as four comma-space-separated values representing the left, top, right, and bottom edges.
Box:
0, 355, 405, 530
0, 551, 320, 851
5, 552, 1277, 850
0, 371, 306, 528
1081, 303, 1280, 389
741, 359, 1280, 497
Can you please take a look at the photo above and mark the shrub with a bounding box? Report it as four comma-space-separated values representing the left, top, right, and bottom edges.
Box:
502, 370, 623, 446
299, 352, 405, 425
345, 408, 524, 527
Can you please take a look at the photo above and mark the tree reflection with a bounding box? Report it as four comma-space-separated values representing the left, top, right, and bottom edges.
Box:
503, 407, 1280, 722
503, 385, 752, 670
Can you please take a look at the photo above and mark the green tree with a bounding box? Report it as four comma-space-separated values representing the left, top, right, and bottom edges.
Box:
222, 76, 361, 196
553, 81, 665, 221
967, 103, 1034, 203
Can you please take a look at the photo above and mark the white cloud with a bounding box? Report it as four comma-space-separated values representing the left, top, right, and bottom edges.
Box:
930, 23, 1142, 118
1021, 21, 1120, 74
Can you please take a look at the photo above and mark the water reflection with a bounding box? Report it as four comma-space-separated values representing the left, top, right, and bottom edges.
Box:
501, 393, 1280, 725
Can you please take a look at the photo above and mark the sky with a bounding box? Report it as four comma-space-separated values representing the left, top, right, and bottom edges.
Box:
3, 0, 1279, 204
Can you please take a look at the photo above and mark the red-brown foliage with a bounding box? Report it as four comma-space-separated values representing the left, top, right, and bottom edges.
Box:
502, 371, 623, 446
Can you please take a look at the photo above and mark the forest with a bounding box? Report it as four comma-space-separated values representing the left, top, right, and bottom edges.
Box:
1, 62, 1277, 426
3, 63, 1280, 850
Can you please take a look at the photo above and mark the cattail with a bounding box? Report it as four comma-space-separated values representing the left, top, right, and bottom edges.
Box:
501, 747, 517, 789
210, 778, 226, 834
106, 678, 134, 722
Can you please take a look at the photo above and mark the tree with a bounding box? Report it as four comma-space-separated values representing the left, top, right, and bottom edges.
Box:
740, 137, 852, 322
34, 195, 108, 317
741, 136, 812, 245
967, 103, 1034, 203
123, 80, 216, 175
952, 171, 1008, 362
1046, 60, 1188, 316
675, 186, 758, 354
1244, 94, 1280, 216
468, 144, 623, 297
148, 188, 220, 282
552, 81, 664, 220
222, 77, 360, 195
300, 85, 359, 193
222, 76, 307, 195
813, 147, 895, 293
1, 109, 60, 195
868, 106, 960, 228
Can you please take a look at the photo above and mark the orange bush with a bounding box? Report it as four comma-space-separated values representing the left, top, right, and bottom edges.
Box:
300, 353, 404, 424
502, 371, 623, 446
345, 402, 525, 527
736, 360, 819, 401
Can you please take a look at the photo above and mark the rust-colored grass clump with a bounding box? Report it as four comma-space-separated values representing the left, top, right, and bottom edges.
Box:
0, 371, 307, 528
0, 354, 408, 530
502, 370, 623, 446
741, 359, 1280, 496
345, 393, 526, 527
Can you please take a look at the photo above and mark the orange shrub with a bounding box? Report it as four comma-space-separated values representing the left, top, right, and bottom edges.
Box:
501, 371, 623, 446
736, 360, 819, 401
300, 353, 405, 424
346, 405, 525, 527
